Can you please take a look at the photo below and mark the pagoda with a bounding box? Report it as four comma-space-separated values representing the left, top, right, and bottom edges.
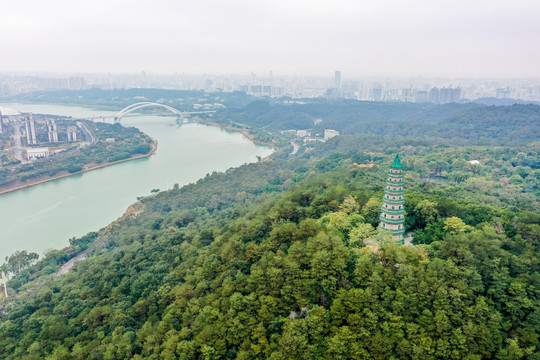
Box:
379, 154, 405, 243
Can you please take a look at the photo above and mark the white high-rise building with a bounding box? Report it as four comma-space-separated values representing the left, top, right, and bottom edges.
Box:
67, 126, 78, 142
25, 115, 37, 145
47, 120, 58, 143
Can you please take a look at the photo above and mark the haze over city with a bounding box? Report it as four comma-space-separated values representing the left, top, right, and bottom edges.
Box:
2, 0, 540, 77
1, 0, 540, 358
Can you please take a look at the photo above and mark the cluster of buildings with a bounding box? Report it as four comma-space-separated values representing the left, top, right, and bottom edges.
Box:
368, 86, 461, 104
0, 111, 82, 161
21, 115, 78, 148
192, 102, 226, 110
2, 72, 539, 103
0, 76, 87, 95
281, 128, 340, 143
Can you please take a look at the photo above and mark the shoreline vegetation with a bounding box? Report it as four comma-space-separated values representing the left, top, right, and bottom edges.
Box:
193, 116, 277, 149
0, 138, 158, 196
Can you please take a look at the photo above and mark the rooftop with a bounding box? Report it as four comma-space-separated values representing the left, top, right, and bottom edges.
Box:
390, 154, 404, 169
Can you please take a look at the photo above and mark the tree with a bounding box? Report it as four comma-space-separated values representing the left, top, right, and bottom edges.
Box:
340, 195, 359, 214
414, 199, 439, 228
361, 196, 383, 227
443, 217, 473, 234
372, 228, 396, 245
2, 250, 39, 277
349, 223, 375, 248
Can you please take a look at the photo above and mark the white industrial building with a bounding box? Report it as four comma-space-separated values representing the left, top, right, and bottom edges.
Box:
25, 147, 49, 160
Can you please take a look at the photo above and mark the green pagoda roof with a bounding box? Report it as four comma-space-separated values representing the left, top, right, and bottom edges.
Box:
390, 154, 404, 169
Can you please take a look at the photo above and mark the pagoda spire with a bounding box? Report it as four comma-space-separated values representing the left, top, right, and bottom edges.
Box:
379, 154, 405, 243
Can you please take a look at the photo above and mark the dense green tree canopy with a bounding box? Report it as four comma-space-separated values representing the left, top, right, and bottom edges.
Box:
0, 100, 538, 359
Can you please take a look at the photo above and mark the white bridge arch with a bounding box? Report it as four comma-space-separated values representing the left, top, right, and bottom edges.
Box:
114, 102, 183, 123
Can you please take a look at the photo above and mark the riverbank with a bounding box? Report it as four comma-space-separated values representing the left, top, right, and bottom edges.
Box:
194, 117, 277, 149
0, 139, 158, 196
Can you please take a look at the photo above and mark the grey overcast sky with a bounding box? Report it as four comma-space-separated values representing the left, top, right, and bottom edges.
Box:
1, 0, 539, 77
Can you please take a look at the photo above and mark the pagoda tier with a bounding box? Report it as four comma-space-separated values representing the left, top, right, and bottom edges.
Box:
379, 154, 405, 243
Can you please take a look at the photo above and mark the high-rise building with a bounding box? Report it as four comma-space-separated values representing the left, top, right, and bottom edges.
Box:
371, 88, 383, 102
440, 87, 461, 104
272, 87, 284, 97
415, 91, 429, 103
67, 126, 78, 142
379, 154, 405, 244
250, 85, 262, 95
335, 70, 341, 89
401, 88, 417, 102
0, 111, 3, 134
47, 119, 58, 143
25, 115, 37, 145
429, 87, 460, 104
263, 85, 272, 96
429, 88, 440, 104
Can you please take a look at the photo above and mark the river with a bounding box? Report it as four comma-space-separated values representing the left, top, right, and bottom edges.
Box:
0, 103, 273, 260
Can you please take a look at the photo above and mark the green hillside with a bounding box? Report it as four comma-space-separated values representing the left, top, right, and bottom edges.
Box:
214, 102, 540, 144
0, 102, 538, 359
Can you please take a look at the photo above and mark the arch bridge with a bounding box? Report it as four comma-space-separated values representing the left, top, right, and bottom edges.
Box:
114, 102, 184, 123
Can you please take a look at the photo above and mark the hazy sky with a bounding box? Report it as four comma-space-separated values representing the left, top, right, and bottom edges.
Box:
1, 0, 539, 77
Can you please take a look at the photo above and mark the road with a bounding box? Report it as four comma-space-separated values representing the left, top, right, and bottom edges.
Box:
76, 121, 97, 144
11, 121, 28, 163
291, 140, 300, 155
54, 253, 87, 277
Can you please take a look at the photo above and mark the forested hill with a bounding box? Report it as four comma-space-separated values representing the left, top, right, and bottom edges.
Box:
213, 102, 540, 144
0, 145, 538, 358
6, 88, 256, 109
437, 104, 540, 142
0, 102, 538, 359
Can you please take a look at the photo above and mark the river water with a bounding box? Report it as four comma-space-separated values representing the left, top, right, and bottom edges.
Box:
0, 103, 273, 260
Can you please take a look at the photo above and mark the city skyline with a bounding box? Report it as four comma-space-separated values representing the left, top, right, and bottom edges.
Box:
1, 0, 539, 77
2, 71, 540, 102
